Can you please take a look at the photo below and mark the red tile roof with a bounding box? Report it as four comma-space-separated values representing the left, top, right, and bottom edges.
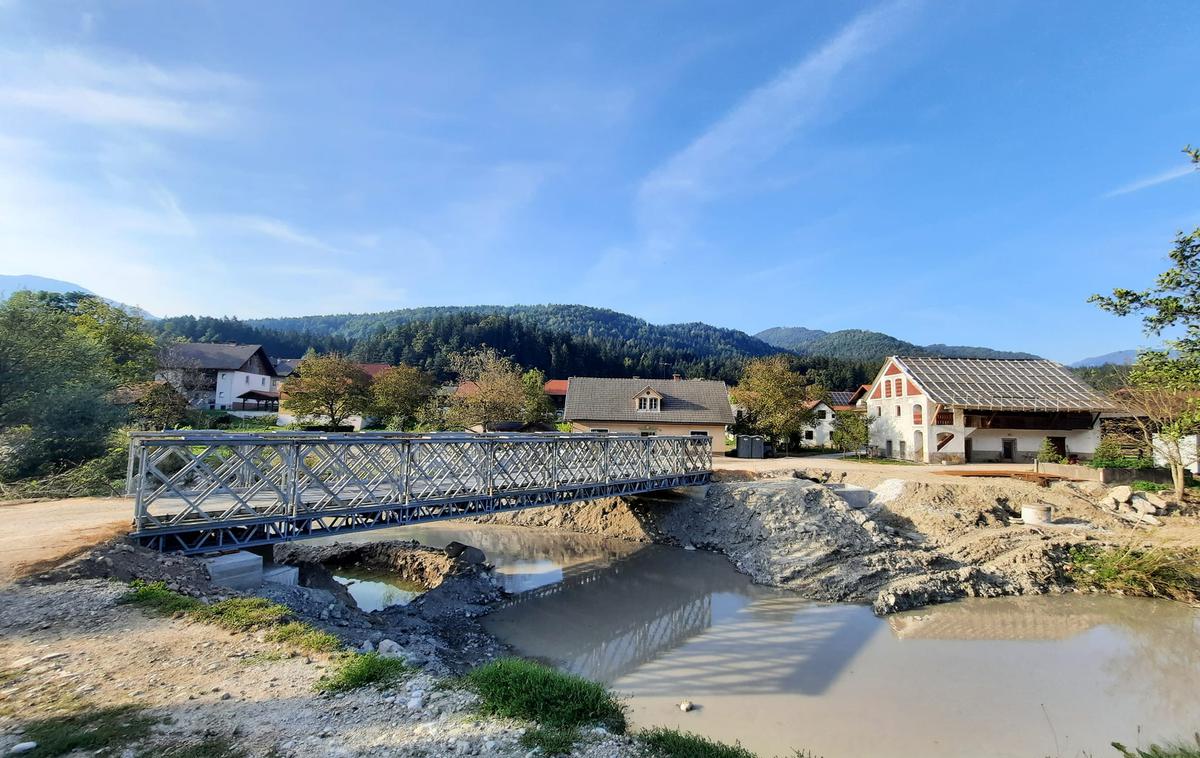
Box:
544, 379, 569, 396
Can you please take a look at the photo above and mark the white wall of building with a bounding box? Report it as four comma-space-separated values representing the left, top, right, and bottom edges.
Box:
865, 361, 1103, 464
802, 402, 836, 447
215, 370, 273, 410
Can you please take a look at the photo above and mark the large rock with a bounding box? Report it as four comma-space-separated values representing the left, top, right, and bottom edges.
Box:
1108, 485, 1133, 504
1130, 494, 1159, 515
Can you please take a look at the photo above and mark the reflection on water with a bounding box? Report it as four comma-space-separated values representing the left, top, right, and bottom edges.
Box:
336, 523, 1200, 758
332, 568, 424, 612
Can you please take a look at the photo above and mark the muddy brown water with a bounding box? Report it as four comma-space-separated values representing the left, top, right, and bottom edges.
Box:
318, 524, 1200, 758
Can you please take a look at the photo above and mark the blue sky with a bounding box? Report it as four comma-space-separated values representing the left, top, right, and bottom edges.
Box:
0, 1, 1196, 363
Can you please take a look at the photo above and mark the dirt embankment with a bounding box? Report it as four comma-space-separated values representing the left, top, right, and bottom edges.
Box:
477, 471, 1183, 614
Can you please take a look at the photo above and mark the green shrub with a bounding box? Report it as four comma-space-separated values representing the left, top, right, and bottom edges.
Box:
1036, 437, 1064, 464
1090, 437, 1154, 469
316, 652, 412, 693
1068, 545, 1200, 603
1113, 733, 1200, 758
636, 727, 757, 758
19, 705, 158, 757
1131, 480, 1170, 493
464, 658, 626, 733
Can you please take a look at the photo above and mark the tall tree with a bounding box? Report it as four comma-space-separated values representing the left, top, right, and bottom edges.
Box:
446, 349, 525, 430
521, 368, 555, 425
830, 410, 873, 457
731, 355, 821, 450
281, 352, 372, 428
371, 364, 435, 430
1089, 145, 1200, 499
0, 292, 124, 477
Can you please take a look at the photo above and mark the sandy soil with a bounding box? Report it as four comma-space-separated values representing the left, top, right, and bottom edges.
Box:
0, 497, 130, 584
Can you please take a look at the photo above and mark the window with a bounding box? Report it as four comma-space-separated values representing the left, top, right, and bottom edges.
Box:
912, 404, 923, 425
876, 407, 882, 418
804, 430, 814, 440
261, 377, 266, 386
638, 397, 648, 410
895, 405, 901, 417
245, 375, 250, 384
894, 378, 903, 397
637, 395, 660, 411
218, 391, 224, 398
640, 431, 656, 437
885, 382, 892, 398
590, 428, 608, 433
816, 410, 827, 420
689, 431, 709, 437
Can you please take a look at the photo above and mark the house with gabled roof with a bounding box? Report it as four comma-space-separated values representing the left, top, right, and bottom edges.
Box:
157, 342, 277, 412
866, 356, 1120, 463
563, 376, 734, 452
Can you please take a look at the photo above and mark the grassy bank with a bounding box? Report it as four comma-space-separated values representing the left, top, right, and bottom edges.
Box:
463, 657, 819, 757
121, 581, 341, 653
1068, 545, 1200, 604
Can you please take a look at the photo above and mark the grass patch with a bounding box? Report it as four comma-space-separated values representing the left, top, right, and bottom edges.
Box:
1068, 545, 1200, 603
520, 725, 581, 756
189, 597, 293, 631
119, 581, 203, 614
464, 657, 626, 733
120, 581, 344, 655
636, 727, 756, 758
1114, 733, 1200, 758
844, 456, 916, 466
316, 652, 412, 693
19, 705, 159, 757
264, 621, 342, 653
1131, 480, 1170, 493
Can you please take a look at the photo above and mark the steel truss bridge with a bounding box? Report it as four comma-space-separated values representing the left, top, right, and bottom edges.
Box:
126, 431, 712, 554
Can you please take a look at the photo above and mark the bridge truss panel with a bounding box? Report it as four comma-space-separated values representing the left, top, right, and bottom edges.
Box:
126, 431, 713, 554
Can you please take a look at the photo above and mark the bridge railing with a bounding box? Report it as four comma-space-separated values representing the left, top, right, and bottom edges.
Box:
127, 431, 712, 536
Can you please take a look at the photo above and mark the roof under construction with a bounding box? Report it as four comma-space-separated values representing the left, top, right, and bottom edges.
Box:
893, 356, 1118, 412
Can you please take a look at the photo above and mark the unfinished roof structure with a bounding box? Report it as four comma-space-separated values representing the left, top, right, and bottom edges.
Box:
564, 377, 735, 425
892, 357, 1117, 412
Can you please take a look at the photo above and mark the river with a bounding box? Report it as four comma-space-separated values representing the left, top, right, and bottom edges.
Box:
320, 524, 1200, 758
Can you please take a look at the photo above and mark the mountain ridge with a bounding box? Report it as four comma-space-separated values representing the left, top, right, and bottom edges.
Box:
754, 325, 1039, 363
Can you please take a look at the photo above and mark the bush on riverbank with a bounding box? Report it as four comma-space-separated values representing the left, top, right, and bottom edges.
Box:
465, 658, 627, 734
1067, 545, 1200, 603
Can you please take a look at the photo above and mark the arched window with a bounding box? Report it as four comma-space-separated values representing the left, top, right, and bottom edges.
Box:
913, 404, 923, 424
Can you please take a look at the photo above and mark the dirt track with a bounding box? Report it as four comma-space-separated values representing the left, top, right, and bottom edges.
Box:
0, 497, 130, 583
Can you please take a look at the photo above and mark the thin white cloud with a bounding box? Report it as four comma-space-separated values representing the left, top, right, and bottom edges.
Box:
0, 47, 245, 133
635, 0, 919, 253
216, 214, 344, 254
1104, 164, 1196, 198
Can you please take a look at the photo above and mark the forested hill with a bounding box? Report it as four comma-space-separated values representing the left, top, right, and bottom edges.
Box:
249, 304, 778, 361
755, 326, 1039, 363
155, 309, 877, 388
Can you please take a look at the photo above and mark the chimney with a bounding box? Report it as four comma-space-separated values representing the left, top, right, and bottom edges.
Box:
672, 373, 681, 381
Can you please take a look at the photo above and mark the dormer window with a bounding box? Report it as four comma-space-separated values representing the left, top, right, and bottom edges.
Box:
634, 388, 662, 413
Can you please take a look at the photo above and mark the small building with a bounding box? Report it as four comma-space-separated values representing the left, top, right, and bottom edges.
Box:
866, 356, 1118, 464
563, 376, 735, 452
157, 343, 277, 412
544, 379, 569, 418
799, 391, 861, 447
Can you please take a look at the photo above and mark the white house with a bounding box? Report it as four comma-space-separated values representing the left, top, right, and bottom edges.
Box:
866, 356, 1119, 464
157, 343, 278, 413
799, 391, 861, 447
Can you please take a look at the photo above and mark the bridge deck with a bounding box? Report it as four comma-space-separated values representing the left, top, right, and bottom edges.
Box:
127, 431, 711, 554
